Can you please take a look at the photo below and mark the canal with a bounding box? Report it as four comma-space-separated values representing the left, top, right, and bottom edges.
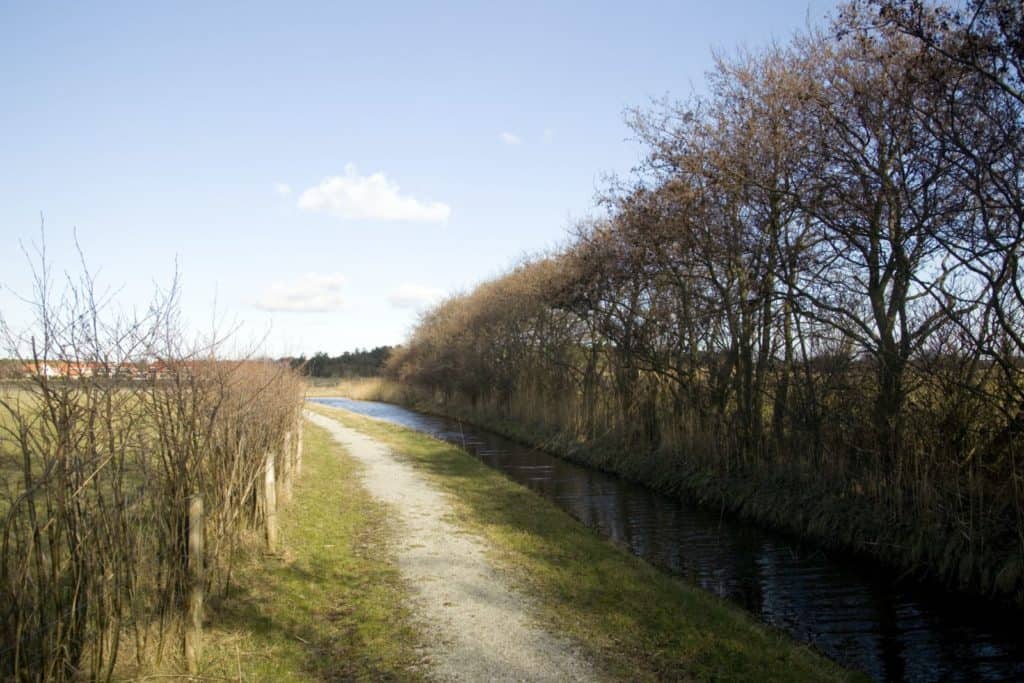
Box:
310, 397, 1024, 681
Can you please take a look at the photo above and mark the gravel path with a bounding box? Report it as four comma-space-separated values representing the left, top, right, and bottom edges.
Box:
305, 410, 597, 682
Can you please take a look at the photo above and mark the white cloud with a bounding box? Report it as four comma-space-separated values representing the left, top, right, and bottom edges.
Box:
274, 182, 292, 196
542, 128, 555, 143
254, 273, 347, 312
297, 164, 451, 223
387, 284, 445, 309
499, 131, 522, 145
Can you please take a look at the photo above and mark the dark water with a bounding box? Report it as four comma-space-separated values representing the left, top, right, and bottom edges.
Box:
310, 397, 1024, 681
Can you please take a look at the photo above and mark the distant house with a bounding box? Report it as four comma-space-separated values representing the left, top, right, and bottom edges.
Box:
60, 361, 96, 378
148, 360, 170, 380
19, 358, 210, 381
22, 361, 59, 378
22, 360, 104, 379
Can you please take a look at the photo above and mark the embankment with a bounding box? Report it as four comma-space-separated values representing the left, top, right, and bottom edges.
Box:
307, 400, 859, 681
311, 378, 1024, 607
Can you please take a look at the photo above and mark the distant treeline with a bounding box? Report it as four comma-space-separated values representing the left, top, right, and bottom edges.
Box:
385, 1, 1024, 601
286, 346, 393, 378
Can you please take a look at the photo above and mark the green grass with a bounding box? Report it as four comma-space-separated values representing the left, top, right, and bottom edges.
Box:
307, 402, 863, 682
130, 418, 426, 681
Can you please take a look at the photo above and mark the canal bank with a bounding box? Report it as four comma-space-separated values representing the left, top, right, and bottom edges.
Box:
305, 409, 598, 681
306, 400, 854, 681
310, 381, 1024, 605
308, 392, 1024, 681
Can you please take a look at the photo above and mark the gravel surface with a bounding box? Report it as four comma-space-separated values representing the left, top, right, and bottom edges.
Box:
306, 410, 598, 682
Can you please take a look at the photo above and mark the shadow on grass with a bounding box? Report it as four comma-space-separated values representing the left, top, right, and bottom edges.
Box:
211, 559, 412, 681
200, 420, 426, 682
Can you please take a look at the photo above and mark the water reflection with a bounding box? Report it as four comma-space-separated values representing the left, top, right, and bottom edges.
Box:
310, 397, 1024, 682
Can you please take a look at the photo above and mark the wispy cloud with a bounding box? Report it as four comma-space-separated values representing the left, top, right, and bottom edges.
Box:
387, 284, 445, 309
274, 182, 292, 196
499, 131, 522, 146
542, 128, 555, 143
297, 164, 450, 223
254, 273, 347, 312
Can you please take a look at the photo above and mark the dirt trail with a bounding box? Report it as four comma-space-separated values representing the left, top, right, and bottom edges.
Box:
305, 410, 597, 682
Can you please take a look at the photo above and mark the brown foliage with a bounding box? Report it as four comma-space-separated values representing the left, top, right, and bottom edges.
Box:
388, 2, 1024, 600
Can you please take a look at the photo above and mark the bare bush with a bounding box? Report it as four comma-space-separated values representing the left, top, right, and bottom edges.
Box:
0, 242, 303, 680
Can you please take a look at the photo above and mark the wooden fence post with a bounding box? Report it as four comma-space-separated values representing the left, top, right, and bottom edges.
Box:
264, 451, 278, 552
185, 494, 204, 674
294, 417, 303, 477
281, 431, 293, 505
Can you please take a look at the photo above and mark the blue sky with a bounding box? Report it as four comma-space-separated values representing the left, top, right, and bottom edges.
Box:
0, 0, 837, 356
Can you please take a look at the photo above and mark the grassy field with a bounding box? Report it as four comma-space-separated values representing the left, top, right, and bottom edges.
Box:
127, 419, 426, 681
307, 401, 862, 682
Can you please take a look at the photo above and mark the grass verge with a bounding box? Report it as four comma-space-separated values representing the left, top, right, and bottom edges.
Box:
307, 402, 864, 682
128, 418, 425, 681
